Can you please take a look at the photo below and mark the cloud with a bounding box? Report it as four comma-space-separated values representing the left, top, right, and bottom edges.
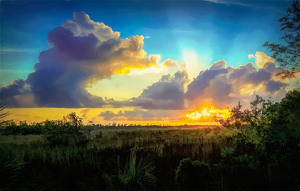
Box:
126, 70, 189, 110
0, 11, 295, 114
202, 0, 251, 7
248, 51, 275, 69
185, 58, 288, 109
0, 48, 37, 53
99, 108, 184, 122
0, 79, 27, 99
185, 60, 228, 100
0, 79, 40, 107
0, 11, 176, 107
126, 57, 179, 76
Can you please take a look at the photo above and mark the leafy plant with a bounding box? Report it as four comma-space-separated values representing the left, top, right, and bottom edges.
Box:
0, 155, 23, 190
118, 148, 158, 190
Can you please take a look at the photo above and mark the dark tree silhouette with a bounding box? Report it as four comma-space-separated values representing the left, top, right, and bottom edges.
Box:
263, 0, 300, 78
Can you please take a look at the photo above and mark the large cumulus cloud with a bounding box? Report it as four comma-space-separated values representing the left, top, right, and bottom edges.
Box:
185, 56, 288, 109
0, 12, 173, 107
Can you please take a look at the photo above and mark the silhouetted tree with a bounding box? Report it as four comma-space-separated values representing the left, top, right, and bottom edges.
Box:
263, 0, 300, 77
63, 112, 83, 128
44, 113, 87, 146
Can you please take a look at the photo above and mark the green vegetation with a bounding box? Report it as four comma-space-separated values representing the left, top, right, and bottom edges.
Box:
0, 90, 300, 190
175, 158, 210, 191
118, 148, 158, 190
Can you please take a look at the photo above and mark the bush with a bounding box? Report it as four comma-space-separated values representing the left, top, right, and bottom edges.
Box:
43, 113, 89, 146
175, 158, 210, 191
217, 89, 300, 190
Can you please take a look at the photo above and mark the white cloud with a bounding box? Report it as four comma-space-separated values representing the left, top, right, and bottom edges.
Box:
248, 51, 275, 69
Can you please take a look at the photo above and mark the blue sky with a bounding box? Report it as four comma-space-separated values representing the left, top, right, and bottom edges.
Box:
0, 0, 291, 85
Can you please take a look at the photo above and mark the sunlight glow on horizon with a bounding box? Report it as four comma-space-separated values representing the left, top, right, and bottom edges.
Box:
5, 107, 225, 126
186, 107, 231, 122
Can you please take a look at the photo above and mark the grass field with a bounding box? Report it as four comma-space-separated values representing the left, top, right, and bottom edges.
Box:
1, 90, 300, 190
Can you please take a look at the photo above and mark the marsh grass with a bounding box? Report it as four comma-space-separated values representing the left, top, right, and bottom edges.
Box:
0, 90, 300, 190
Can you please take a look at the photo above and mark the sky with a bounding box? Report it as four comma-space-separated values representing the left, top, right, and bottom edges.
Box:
0, 0, 299, 124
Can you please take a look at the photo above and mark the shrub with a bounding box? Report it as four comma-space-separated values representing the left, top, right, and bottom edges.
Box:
175, 158, 210, 191
118, 149, 158, 190
43, 113, 88, 146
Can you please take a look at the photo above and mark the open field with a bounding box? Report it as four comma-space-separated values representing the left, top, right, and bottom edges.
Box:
0, 127, 238, 191
1, 125, 299, 191
1, 90, 300, 190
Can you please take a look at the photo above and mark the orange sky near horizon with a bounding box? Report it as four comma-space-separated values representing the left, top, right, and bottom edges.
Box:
4, 106, 230, 126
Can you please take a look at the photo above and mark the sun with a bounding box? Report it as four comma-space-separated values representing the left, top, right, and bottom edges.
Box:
186, 107, 231, 122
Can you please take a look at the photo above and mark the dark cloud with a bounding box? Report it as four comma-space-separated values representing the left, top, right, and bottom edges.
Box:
0, 79, 32, 107
0, 11, 169, 107
100, 110, 119, 121
247, 69, 271, 84
266, 80, 285, 92
126, 70, 189, 110
185, 60, 228, 100
0, 79, 26, 99
47, 26, 99, 61
99, 109, 183, 121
